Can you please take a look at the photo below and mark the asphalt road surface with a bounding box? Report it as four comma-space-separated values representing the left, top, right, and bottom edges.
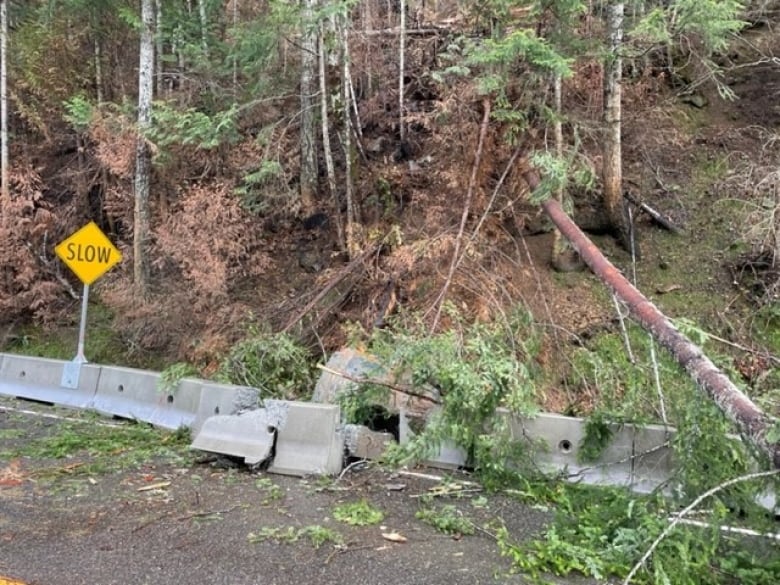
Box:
0, 396, 602, 585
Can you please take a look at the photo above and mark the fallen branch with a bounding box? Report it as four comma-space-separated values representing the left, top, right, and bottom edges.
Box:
409, 487, 482, 498
177, 505, 243, 521
564, 440, 672, 480
325, 543, 375, 565
623, 469, 780, 584
524, 168, 780, 468
316, 364, 441, 405
623, 191, 683, 234
396, 469, 480, 486
282, 244, 379, 333
358, 27, 449, 36
431, 98, 491, 331
670, 517, 780, 541
337, 458, 371, 480
706, 327, 780, 367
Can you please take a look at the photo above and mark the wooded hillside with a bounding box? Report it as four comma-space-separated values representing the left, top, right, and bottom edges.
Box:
0, 0, 778, 425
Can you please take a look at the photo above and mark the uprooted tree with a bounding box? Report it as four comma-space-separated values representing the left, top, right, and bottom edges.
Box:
524, 167, 780, 469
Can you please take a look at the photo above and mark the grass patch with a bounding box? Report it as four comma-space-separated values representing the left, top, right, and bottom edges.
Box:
255, 477, 285, 505
2, 414, 192, 475
416, 504, 475, 536
691, 152, 730, 191
333, 499, 384, 526
0, 428, 25, 440
3, 302, 128, 365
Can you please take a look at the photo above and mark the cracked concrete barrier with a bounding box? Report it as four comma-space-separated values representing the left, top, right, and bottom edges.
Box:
266, 400, 344, 476
187, 380, 259, 436
191, 408, 276, 465
92, 365, 199, 429
0, 353, 100, 409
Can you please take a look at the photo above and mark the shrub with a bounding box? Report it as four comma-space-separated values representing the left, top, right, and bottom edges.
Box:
217, 328, 316, 400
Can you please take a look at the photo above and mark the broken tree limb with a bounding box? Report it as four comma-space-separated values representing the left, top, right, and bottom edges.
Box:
524, 169, 780, 469
282, 244, 379, 333
316, 364, 441, 405
623, 191, 683, 234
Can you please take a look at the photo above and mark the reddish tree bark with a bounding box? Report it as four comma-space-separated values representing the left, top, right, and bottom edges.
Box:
524, 169, 780, 469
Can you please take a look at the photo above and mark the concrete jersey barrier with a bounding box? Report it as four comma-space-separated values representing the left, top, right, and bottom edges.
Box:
0, 352, 702, 499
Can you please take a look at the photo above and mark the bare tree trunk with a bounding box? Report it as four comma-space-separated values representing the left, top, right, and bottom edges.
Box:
154, 0, 163, 96
524, 169, 780, 469
319, 28, 343, 248
362, 0, 373, 96
232, 0, 239, 89
399, 0, 406, 141
197, 0, 209, 59
299, 0, 318, 211
603, 2, 630, 250
94, 36, 104, 104
341, 14, 357, 257
0, 0, 8, 220
550, 72, 572, 271
133, 0, 155, 298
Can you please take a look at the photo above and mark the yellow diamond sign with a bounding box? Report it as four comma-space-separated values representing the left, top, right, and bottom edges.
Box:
55, 221, 122, 285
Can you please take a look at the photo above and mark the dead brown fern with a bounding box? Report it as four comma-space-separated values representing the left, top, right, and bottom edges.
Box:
154, 182, 273, 305
0, 165, 74, 323
90, 110, 137, 180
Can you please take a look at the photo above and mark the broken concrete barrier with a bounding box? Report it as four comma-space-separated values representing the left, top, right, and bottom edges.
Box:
192, 381, 259, 435
502, 411, 634, 485
190, 401, 345, 475
266, 400, 344, 476
191, 408, 276, 465
343, 424, 395, 460
313, 348, 437, 419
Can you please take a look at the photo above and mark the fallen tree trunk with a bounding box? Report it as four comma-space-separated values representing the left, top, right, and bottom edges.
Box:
524, 169, 780, 469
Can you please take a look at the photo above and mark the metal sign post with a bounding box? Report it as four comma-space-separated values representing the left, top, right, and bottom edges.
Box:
55, 222, 122, 389
75, 283, 89, 363
60, 284, 89, 389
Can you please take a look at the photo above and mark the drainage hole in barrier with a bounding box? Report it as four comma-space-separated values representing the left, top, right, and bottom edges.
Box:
166, 394, 174, 404
19, 370, 25, 378
214, 406, 220, 415
558, 439, 573, 453
117, 384, 124, 392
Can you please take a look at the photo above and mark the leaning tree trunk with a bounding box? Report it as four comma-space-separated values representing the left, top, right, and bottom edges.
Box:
133, 0, 155, 298
524, 168, 780, 469
602, 1, 630, 251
